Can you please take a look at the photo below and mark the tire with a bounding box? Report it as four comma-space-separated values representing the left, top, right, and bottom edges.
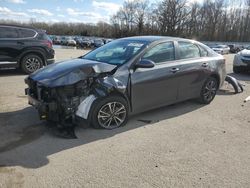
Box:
199, 77, 218, 104
91, 96, 129, 129
233, 66, 242, 74
21, 54, 43, 74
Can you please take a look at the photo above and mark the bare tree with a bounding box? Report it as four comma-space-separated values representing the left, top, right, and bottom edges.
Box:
2, 0, 250, 42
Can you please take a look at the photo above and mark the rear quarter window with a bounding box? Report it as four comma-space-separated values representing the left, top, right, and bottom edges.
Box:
178, 41, 200, 59
37, 33, 50, 40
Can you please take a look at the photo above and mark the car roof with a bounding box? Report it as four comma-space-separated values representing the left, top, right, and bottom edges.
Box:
119, 35, 190, 43
0, 24, 45, 33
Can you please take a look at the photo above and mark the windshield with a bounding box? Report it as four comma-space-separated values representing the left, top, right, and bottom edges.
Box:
82, 40, 148, 65
246, 46, 250, 50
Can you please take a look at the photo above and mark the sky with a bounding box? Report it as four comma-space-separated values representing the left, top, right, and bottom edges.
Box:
0, 0, 200, 24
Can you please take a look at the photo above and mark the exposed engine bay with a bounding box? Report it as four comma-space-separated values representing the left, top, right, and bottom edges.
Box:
25, 59, 128, 138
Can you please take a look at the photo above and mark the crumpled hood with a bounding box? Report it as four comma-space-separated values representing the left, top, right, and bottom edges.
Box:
28, 58, 117, 87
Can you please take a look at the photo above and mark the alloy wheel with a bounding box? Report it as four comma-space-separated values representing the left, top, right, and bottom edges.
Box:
97, 102, 127, 129
203, 80, 217, 102
25, 57, 41, 73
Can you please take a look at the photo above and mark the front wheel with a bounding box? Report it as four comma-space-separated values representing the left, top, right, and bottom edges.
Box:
91, 96, 128, 129
199, 77, 218, 104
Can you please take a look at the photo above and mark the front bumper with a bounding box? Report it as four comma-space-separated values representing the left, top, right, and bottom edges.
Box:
25, 88, 58, 121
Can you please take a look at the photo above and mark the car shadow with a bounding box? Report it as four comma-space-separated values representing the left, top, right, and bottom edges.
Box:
217, 89, 235, 96
0, 101, 203, 169
0, 68, 26, 77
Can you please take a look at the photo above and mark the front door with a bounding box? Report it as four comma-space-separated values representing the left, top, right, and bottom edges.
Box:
130, 41, 181, 113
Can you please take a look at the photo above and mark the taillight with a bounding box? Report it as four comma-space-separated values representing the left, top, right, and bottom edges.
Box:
43, 40, 53, 49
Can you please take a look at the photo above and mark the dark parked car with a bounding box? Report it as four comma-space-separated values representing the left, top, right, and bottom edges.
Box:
25, 36, 226, 131
53, 37, 62, 45
228, 44, 244, 53
104, 38, 113, 44
76, 38, 91, 48
93, 39, 104, 48
0, 24, 55, 74
60, 37, 68, 46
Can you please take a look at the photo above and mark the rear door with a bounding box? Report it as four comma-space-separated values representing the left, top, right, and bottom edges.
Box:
131, 41, 182, 113
0, 26, 20, 62
176, 41, 210, 101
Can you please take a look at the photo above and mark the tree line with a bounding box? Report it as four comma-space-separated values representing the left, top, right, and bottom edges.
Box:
111, 0, 250, 42
1, 0, 250, 42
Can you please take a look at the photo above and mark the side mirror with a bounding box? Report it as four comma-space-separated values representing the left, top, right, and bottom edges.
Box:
135, 59, 155, 69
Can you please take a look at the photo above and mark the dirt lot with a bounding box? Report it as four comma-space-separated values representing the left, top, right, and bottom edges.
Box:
0, 49, 250, 188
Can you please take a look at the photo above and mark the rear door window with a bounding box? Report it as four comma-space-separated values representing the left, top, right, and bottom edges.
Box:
0, 26, 19, 39
18, 28, 36, 38
143, 42, 175, 63
178, 41, 200, 59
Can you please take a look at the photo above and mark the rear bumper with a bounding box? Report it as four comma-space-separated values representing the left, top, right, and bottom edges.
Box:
43, 47, 55, 66
46, 58, 55, 65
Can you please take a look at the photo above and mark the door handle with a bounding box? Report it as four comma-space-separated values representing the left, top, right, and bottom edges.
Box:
202, 62, 209, 67
170, 67, 180, 73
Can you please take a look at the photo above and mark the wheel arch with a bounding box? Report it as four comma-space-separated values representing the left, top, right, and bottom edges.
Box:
87, 91, 130, 123
107, 90, 131, 111
209, 73, 220, 89
18, 50, 46, 67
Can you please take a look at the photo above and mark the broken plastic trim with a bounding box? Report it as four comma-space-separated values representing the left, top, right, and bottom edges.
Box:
225, 75, 243, 94
76, 76, 127, 120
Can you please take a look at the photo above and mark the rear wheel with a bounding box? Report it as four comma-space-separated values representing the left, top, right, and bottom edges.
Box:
91, 96, 128, 129
21, 54, 43, 74
199, 77, 218, 104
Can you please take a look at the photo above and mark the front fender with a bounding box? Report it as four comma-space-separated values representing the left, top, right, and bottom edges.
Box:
76, 76, 128, 120
92, 76, 126, 97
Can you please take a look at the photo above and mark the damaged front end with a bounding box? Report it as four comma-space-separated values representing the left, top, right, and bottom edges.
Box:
25, 78, 91, 123
24, 59, 126, 137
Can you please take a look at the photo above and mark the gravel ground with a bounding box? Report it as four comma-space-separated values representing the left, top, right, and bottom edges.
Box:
0, 49, 250, 188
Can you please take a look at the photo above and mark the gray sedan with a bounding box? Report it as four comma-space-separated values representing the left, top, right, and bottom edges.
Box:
25, 36, 226, 130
